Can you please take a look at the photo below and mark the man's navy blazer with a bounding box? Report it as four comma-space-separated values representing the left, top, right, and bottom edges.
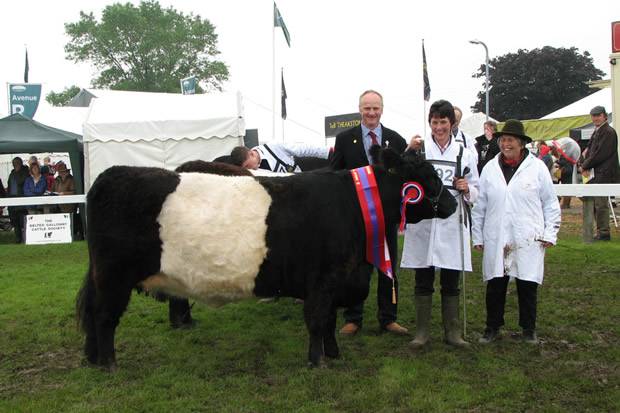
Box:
330, 124, 407, 170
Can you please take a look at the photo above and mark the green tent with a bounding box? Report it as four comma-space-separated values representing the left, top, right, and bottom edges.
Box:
0, 113, 83, 194
498, 115, 592, 141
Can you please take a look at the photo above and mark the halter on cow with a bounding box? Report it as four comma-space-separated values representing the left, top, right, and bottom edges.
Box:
76, 148, 456, 369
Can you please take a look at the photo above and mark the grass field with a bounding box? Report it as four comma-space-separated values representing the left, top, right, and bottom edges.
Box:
0, 209, 618, 412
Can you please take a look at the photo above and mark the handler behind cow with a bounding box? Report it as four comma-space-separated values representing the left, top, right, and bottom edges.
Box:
402, 99, 480, 348
230, 143, 330, 173
472, 119, 561, 344
330, 89, 409, 336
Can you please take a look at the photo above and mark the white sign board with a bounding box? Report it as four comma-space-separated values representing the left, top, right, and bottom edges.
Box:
25, 214, 73, 245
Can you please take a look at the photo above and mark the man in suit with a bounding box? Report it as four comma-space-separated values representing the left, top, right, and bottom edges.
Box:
330, 89, 409, 336
579, 105, 620, 241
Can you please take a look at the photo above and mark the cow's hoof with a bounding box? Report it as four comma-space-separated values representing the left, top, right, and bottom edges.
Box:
324, 345, 340, 359
171, 319, 197, 329
307, 358, 328, 369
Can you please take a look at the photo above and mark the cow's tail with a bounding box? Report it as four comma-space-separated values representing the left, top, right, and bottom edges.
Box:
76, 260, 96, 333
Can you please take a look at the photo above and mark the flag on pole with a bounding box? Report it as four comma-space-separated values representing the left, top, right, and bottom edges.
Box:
422, 40, 430, 101
274, 2, 291, 47
281, 69, 287, 120
24, 48, 29, 83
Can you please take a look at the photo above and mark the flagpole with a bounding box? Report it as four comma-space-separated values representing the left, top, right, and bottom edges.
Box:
272, 4, 277, 143
281, 67, 285, 144
422, 39, 427, 139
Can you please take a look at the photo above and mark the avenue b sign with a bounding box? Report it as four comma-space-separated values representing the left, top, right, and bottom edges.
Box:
8, 83, 42, 118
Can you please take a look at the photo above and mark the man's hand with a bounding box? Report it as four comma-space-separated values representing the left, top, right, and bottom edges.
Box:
407, 135, 423, 151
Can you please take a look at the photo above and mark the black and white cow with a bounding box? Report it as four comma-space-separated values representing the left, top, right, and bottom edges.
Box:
77, 148, 456, 368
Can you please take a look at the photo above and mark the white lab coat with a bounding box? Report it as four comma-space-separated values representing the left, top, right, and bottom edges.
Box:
471, 152, 561, 284
254, 143, 329, 173
401, 138, 480, 271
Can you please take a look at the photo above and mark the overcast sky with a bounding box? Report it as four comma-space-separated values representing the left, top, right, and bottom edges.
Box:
1, 0, 618, 144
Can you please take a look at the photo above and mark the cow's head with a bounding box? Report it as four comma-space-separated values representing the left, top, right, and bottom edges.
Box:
376, 147, 457, 224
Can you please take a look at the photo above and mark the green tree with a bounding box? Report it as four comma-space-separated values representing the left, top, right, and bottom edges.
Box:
64, 0, 229, 93
46, 85, 81, 107
471, 46, 605, 121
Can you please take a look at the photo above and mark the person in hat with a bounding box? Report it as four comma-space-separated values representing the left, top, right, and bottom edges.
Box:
472, 119, 561, 345
52, 162, 76, 213
578, 106, 619, 241
401, 99, 480, 348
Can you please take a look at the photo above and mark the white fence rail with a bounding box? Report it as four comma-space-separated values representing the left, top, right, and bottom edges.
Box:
1, 184, 619, 243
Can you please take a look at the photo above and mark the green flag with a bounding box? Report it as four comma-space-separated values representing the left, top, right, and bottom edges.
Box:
274, 3, 291, 47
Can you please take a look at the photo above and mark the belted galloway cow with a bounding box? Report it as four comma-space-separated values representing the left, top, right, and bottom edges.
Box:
77, 148, 456, 368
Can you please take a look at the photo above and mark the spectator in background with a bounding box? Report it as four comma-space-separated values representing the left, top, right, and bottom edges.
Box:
475, 120, 500, 174
452, 106, 478, 164
51, 162, 76, 213
7, 157, 30, 242
550, 137, 581, 209
578, 106, 620, 241
40, 165, 55, 191
43, 156, 55, 174
23, 162, 48, 214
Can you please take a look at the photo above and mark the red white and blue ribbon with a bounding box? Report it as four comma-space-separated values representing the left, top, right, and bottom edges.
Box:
399, 181, 425, 231
350, 166, 393, 280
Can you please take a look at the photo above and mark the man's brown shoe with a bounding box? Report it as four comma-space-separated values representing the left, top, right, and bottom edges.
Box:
339, 322, 360, 335
383, 322, 409, 335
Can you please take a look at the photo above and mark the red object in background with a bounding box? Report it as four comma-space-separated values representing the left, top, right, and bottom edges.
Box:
613, 21, 620, 53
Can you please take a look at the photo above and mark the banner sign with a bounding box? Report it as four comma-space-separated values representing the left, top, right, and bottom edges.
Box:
613, 21, 620, 53
324, 112, 361, 137
25, 213, 72, 245
8, 83, 42, 118
180, 76, 196, 95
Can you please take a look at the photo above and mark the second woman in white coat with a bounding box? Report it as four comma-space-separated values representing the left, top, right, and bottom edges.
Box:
472, 119, 561, 344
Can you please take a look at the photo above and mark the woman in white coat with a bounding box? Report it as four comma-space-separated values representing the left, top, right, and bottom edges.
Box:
402, 100, 480, 348
472, 119, 561, 345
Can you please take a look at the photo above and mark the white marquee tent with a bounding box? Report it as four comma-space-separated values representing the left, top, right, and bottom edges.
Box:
82, 91, 245, 190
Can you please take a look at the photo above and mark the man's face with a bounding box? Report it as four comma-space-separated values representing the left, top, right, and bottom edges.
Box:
484, 124, 494, 140
430, 115, 453, 142
359, 92, 383, 130
13, 160, 22, 171
591, 113, 606, 127
241, 149, 260, 170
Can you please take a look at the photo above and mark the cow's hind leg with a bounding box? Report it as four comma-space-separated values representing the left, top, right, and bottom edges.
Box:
76, 264, 98, 364
93, 272, 135, 369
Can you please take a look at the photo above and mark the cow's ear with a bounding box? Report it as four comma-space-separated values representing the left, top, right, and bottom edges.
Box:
382, 148, 402, 172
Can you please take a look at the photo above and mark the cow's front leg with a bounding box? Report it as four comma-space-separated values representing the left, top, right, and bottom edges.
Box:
323, 305, 339, 359
303, 292, 333, 367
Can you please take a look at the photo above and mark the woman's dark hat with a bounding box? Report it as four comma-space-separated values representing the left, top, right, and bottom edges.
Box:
493, 119, 532, 143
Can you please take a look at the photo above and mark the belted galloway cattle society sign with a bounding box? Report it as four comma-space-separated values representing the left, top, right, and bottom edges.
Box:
25, 213, 72, 245
325, 113, 361, 137
8, 83, 42, 118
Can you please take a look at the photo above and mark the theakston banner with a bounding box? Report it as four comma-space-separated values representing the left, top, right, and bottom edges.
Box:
8, 83, 42, 118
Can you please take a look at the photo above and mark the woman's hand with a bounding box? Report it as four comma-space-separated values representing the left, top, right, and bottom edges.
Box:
453, 177, 469, 194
